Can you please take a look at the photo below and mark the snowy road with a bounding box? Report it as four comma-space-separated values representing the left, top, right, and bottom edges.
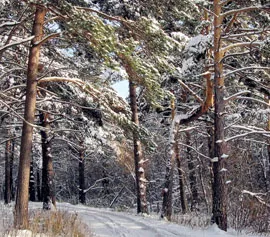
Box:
60, 205, 185, 237
56, 203, 260, 237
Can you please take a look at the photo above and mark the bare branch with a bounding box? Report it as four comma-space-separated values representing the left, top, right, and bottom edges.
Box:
0, 100, 46, 131
34, 32, 61, 46
221, 41, 262, 54
222, 28, 270, 39
75, 6, 132, 24
225, 129, 270, 142
231, 125, 266, 132
178, 126, 199, 133
242, 190, 270, 208
224, 13, 238, 33
178, 142, 211, 161
236, 96, 270, 107
178, 79, 204, 104
0, 36, 34, 52
224, 66, 270, 77
0, 21, 19, 28
224, 90, 251, 103
222, 5, 265, 18
0, 136, 21, 145
84, 177, 113, 193
221, 50, 251, 62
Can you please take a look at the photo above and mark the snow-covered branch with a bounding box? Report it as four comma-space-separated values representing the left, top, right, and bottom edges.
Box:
74, 6, 132, 25
221, 41, 262, 54
242, 190, 270, 208
222, 28, 270, 39
83, 177, 113, 193
178, 142, 211, 161
224, 66, 270, 77
54, 137, 84, 150
222, 5, 267, 18
178, 126, 199, 133
177, 79, 203, 104
34, 32, 61, 46
225, 130, 270, 143
235, 96, 270, 107
0, 21, 18, 28
224, 90, 251, 103
0, 36, 34, 52
0, 99, 46, 131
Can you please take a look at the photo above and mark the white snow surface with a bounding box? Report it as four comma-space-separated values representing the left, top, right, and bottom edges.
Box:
0, 202, 266, 237
39, 203, 263, 237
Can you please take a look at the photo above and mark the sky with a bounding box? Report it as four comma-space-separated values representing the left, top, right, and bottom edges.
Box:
112, 80, 129, 99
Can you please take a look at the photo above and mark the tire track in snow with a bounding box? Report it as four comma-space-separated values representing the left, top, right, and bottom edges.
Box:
58, 204, 178, 237
79, 211, 129, 237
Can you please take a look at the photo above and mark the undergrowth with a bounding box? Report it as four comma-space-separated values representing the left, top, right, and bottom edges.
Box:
4, 209, 92, 237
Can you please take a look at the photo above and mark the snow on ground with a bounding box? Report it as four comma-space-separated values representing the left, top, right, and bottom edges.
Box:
53, 203, 264, 237
0, 202, 268, 237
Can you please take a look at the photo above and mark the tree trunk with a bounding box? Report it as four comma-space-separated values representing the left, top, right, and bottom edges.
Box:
175, 143, 188, 214
129, 81, 148, 214
4, 136, 12, 204
207, 124, 215, 188
40, 112, 56, 210
14, 6, 46, 228
10, 138, 15, 201
37, 168, 42, 201
207, 123, 215, 213
266, 98, 270, 191
212, 0, 228, 231
186, 132, 199, 211
79, 142, 86, 204
161, 98, 178, 220
29, 160, 36, 201
161, 154, 175, 220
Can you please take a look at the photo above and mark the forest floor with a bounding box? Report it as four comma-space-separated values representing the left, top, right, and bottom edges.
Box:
50, 203, 265, 237
0, 202, 268, 237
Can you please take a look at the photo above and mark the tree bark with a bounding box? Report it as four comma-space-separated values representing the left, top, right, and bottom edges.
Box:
175, 143, 188, 214
207, 123, 215, 213
212, 0, 228, 231
266, 98, 270, 191
40, 112, 56, 210
161, 153, 175, 220
79, 142, 86, 204
14, 6, 46, 228
129, 81, 148, 214
161, 98, 178, 220
37, 168, 42, 201
10, 138, 15, 201
4, 135, 12, 204
29, 160, 36, 201
186, 132, 199, 212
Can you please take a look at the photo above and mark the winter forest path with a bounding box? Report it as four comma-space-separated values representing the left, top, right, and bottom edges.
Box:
53, 203, 258, 237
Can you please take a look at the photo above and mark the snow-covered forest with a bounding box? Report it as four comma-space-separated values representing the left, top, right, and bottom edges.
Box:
0, 0, 270, 235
